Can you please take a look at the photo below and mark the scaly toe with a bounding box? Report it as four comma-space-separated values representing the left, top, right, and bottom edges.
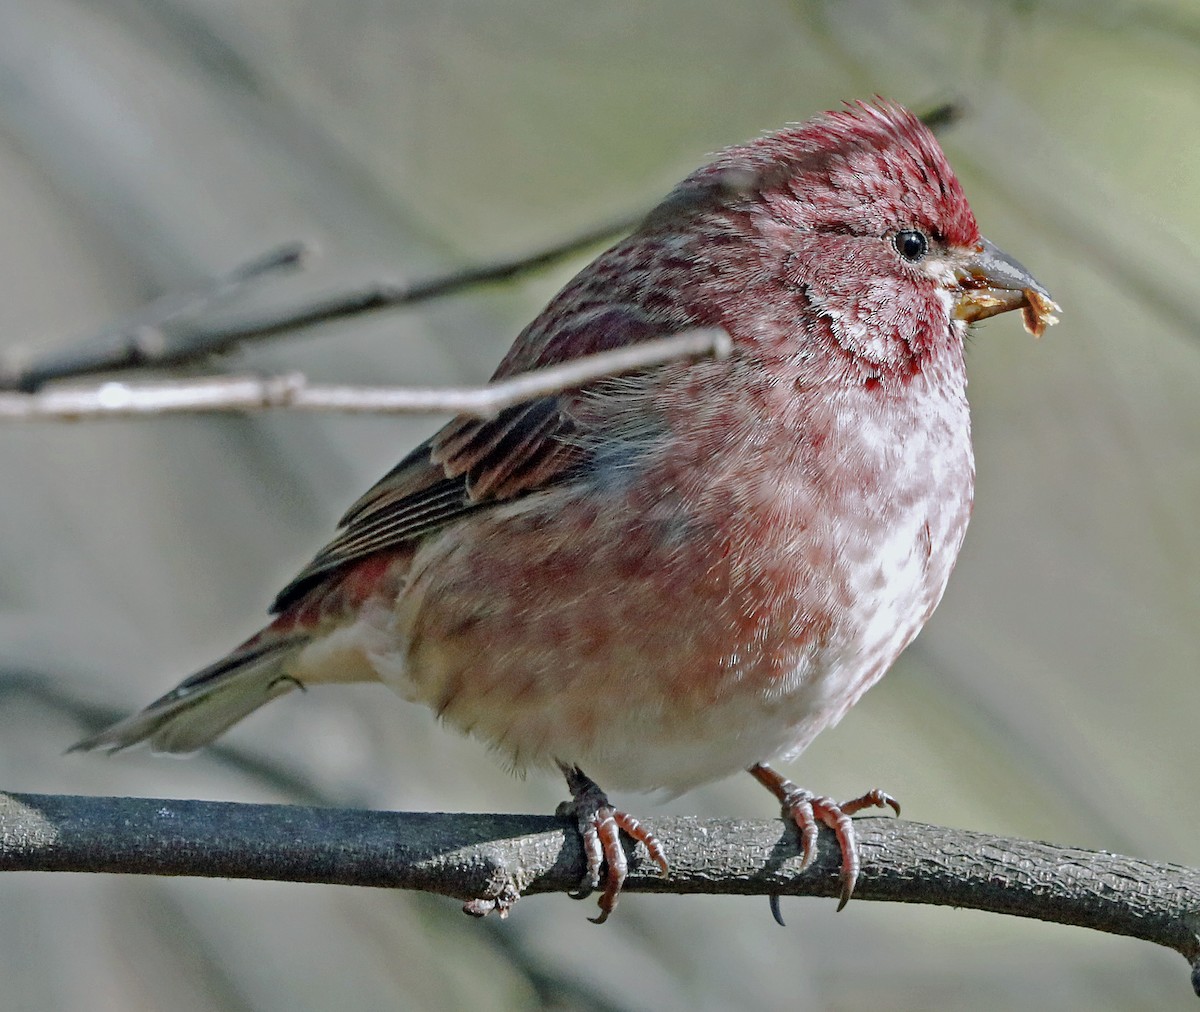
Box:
750, 764, 897, 912
840, 788, 900, 818
588, 806, 628, 922
558, 764, 667, 922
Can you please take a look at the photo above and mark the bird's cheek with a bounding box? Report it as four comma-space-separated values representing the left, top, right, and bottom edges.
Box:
815, 279, 950, 366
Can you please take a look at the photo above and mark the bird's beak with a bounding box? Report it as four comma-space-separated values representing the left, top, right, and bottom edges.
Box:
953, 237, 1060, 337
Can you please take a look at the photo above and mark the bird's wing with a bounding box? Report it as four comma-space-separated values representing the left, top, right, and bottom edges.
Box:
271, 304, 674, 612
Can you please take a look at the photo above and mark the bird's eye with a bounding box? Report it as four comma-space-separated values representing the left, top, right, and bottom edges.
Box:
893, 230, 928, 263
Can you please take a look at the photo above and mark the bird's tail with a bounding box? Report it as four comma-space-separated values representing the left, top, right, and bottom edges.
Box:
69, 634, 308, 755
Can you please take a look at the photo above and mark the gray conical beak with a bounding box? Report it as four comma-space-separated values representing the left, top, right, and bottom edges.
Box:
954, 237, 1060, 337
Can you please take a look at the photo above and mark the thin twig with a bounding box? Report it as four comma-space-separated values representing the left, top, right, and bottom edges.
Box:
0, 242, 314, 392
0, 104, 961, 395
1, 791, 1197, 996
0, 329, 731, 421
0, 219, 638, 392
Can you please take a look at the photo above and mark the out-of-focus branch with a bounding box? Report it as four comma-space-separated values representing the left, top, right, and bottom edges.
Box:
0, 242, 314, 392
0, 219, 638, 393
0, 104, 961, 396
1, 790, 1197, 996
0, 329, 730, 421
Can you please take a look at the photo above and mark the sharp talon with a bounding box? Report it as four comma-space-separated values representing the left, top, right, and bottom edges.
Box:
749, 764, 896, 910
836, 872, 854, 912
840, 788, 900, 818
769, 893, 786, 927
558, 763, 666, 922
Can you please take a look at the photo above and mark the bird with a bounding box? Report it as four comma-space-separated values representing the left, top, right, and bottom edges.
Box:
73, 99, 1058, 922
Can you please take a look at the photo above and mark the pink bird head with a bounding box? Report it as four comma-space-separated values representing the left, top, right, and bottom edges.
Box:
668, 99, 978, 246
636, 99, 1054, 377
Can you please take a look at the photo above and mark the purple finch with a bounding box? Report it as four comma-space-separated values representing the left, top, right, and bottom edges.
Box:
75, 100, 1057, 920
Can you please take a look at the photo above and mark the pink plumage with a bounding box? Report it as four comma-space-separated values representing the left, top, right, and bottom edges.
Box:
75, 100, 1057, 919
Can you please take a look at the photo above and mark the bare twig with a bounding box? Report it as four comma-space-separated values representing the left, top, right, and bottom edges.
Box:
0, 219, 638, 393
0, 242, 314, 392
0, 104, 961, 395
0, 329, 731, 421
1, 790, 1196, 996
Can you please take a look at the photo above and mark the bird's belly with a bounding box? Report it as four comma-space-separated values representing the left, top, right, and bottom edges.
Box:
367, 443, 970, 793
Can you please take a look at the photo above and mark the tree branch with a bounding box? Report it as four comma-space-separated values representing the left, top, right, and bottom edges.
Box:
0, 219, 637, 393
0, 241, 314, 392
1, 790, 1197, 996
0, 103, 963, 395
0, 329, 730, 421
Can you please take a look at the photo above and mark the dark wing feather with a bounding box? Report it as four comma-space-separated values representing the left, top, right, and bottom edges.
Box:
270, 398, 577, 611
271, 303, 675, 613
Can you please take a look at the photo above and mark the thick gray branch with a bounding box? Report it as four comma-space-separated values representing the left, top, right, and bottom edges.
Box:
1, 791, 1197, 996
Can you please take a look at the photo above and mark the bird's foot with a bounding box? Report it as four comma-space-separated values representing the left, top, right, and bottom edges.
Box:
750, 763, 899, 911
556, 763, 669, 923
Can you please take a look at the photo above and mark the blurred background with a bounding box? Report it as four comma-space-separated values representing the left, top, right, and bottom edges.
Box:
1, 1, 1197, 1009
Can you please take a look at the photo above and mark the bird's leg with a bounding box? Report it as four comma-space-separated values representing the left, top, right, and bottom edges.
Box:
556, 762, 669, 923
749, 762, 899, 911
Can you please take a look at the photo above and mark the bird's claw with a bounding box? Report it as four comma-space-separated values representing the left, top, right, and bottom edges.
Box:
787, 782, 902, 912
784, 785, 898, 909
559, 764, 668, 923
750, 763, 898, 914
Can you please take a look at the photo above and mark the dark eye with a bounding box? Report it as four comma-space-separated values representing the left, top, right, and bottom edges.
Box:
893, 230, 928, 263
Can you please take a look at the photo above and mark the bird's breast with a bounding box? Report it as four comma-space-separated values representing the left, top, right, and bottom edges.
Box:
378, 355, 974, 790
